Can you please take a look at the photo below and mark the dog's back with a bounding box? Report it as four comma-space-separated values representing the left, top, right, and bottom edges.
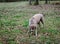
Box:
32, 14, 44, 23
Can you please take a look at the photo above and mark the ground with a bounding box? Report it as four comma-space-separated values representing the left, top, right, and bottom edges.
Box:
0, 1, 60, 44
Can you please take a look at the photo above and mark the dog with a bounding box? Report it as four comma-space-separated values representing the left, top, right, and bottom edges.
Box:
28, 14, 44, 37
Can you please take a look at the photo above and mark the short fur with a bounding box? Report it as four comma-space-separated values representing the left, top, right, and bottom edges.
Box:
29, 14, 44, 36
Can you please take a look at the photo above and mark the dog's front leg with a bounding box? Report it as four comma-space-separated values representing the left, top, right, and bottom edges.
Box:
35, 28, 37, 37
28, 28, 31, 37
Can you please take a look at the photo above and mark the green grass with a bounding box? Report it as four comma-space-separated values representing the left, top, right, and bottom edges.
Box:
0, 1, 60, 44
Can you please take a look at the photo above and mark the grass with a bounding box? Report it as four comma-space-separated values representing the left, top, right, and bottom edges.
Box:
0, 1, 60, 44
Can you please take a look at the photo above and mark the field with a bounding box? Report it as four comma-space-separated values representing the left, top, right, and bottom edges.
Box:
0, 1, 60, 44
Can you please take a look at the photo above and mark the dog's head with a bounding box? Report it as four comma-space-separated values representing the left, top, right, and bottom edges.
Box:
29, 25, 36, 32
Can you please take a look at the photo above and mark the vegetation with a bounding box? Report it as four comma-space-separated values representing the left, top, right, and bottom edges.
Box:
0, 1, 60, 44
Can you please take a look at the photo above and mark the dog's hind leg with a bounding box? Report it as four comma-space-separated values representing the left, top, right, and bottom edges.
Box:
40, 18, 44, 25
40, 17, 44, 28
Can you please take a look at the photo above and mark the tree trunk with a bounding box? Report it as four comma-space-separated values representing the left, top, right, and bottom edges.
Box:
29, 0, 32, 5
49, 0, 50, 4
34, 0, 39, 5
45, 0, 48, 4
